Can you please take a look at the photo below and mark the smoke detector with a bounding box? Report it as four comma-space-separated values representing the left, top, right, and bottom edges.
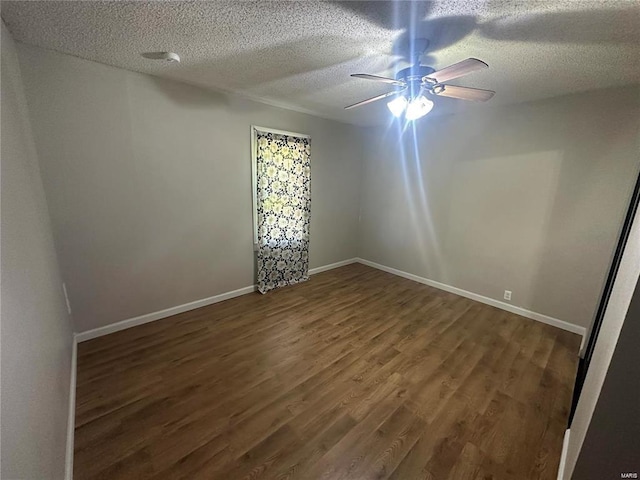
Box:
141, 52, 180, 63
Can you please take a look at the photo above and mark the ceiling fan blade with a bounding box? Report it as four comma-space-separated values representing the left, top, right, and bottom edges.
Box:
351, 74, 406, 87
423, 58, 488, 83
432, 84, 495, 102
344, 89, 406, 110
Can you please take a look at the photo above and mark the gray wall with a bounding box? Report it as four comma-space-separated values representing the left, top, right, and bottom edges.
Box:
15, 40, 640, 336
1, 24, 73, 479
572, 277, 640, 479
16, 43, 363, 333
359, 86, 640, 329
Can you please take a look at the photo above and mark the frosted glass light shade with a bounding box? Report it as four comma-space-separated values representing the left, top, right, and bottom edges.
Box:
405, 95, 434, 120
387, 95, 408, 117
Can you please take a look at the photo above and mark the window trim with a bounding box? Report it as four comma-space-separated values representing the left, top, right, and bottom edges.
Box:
251, 125, 311, 246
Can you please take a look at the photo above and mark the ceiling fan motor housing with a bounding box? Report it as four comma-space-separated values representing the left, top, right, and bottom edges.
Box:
396, 65, 436, 97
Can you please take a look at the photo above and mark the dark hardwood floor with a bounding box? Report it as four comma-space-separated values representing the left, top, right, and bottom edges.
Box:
74, 263, 581, 479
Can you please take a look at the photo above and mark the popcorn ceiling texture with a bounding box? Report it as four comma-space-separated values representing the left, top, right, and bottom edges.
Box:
2, 0, 639, 126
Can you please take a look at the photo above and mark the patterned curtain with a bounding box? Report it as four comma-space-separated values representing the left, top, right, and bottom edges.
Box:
255, 132, 311, 293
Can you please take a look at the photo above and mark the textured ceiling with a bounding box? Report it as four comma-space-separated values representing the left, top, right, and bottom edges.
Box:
2, 1, 640, 126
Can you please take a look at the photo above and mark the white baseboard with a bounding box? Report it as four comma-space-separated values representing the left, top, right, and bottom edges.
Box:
75, 258, 358, 343
579, 333, 588, 356
75, 285, 258, 342
356, 258, 586, 338
75, 256, 584, 343
557, 429, 571, 480
65, 335, 77, 480
309, 257, 358, 275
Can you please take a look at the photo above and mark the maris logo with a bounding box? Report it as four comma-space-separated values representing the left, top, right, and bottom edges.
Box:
621, 474, 638, 479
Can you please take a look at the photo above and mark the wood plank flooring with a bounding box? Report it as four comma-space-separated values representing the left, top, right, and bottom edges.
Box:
74, 263, 581, 480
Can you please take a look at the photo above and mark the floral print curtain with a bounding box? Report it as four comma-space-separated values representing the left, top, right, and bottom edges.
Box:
255, 131, 311, 293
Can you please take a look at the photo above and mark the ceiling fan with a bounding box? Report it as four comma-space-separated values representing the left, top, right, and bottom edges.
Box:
345, 43, 495, 120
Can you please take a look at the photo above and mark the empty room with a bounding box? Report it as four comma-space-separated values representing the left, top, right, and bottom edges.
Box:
2, 1, 639, 479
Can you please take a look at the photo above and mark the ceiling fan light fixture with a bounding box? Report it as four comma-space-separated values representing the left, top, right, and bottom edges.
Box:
405, 95, 434, 120
387, 95, 408, 117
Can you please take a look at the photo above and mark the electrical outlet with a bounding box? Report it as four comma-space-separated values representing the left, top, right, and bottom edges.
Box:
504, 290, 512, 301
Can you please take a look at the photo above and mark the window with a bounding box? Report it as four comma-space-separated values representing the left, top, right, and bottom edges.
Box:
251, 126, 311, 293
